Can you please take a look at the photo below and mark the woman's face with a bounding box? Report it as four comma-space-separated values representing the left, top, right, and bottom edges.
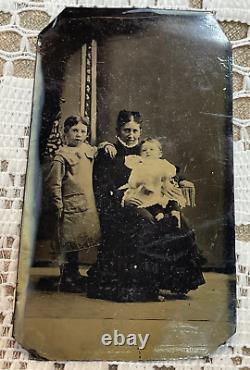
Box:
117, 121, 141, 147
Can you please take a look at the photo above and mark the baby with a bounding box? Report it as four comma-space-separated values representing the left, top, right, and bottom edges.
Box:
119, 138, 186, 224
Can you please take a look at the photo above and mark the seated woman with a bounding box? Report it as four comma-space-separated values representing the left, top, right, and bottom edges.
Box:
87, 110, 205, 302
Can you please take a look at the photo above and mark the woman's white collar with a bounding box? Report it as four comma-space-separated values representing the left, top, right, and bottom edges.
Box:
117, 136, 139, 148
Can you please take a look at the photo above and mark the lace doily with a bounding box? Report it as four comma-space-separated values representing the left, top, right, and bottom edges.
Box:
0, 0, 250, 369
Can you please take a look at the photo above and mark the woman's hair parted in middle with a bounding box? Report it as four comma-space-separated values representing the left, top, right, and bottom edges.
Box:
63, 115, 90, 133
116, 110, 143, 131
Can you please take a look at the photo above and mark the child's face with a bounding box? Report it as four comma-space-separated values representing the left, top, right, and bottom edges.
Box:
64, 122, 88, 147
140, 142, 162, 159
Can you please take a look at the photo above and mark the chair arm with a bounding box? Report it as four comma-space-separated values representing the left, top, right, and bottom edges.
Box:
179, 180, 196, 207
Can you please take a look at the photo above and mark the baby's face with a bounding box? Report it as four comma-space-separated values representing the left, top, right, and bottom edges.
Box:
140, 142, 162, 159
64, 122, 88, 147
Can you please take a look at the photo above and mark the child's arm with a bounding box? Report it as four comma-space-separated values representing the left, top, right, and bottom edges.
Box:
161, 161, 186, 208
45, 156, 65, 218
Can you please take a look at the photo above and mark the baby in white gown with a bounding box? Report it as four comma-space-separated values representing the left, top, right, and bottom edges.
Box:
119, 138, 186, 223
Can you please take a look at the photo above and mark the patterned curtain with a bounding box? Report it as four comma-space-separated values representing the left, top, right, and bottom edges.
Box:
43, 39, 97, 159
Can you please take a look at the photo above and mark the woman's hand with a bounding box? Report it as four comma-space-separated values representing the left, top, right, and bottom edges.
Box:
104, 144, 117, 158
124, 197, 143, 207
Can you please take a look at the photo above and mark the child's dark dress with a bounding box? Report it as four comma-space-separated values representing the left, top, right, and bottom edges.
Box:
87, 141, 205, 302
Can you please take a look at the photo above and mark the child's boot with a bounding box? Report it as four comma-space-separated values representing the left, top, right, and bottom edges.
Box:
58, 252, 86, 293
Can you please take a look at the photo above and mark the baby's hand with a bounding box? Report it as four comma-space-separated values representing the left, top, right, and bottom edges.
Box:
155, 212, 164, 221
104, 144, 117, 158
179, 180, 194, 188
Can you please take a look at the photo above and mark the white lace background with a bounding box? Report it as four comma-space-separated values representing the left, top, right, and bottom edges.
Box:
0, 0, 250, 369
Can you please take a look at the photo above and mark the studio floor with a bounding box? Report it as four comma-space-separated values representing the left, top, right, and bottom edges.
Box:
16, 269, 236, 361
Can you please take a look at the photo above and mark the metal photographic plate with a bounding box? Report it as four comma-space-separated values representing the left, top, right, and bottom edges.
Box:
14, 8, 235, 361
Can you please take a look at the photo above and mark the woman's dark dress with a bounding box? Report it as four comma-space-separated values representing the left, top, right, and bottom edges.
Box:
87, 141, 205, 302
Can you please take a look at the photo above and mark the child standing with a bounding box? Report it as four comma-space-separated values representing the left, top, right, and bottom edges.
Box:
119, 138, 186, 225
46, 116, 100, 292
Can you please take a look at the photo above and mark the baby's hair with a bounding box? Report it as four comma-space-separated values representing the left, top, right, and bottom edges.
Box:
63, 115, 89, 133
116, 110, 143, 131
141, 137, 163, 152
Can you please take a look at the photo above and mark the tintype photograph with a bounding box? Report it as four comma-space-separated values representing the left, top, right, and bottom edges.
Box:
14, 8, 235, 361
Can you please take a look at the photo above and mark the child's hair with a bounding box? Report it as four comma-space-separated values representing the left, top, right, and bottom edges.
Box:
116, 110, 143, 131
141, 137, 163, 152
63, 115, 89, 133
